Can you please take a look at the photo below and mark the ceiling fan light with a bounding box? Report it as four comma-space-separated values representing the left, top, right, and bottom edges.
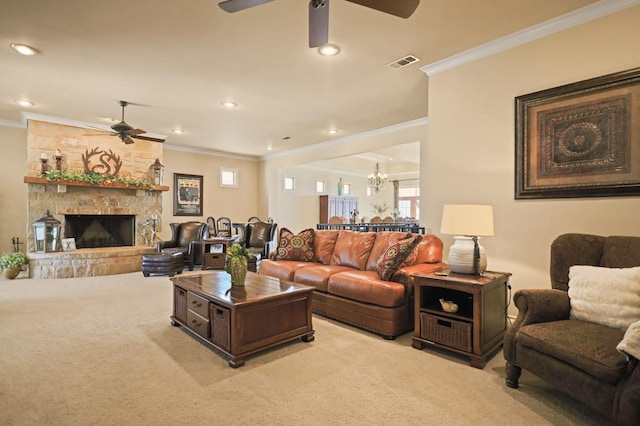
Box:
10, 43, 38, 56
318, 44, 340, 56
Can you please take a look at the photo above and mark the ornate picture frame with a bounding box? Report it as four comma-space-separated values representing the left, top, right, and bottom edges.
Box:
515, 68, 640, 199
173, 173, 203, 216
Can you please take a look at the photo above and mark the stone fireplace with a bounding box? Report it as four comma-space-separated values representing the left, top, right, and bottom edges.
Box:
25, 119, 167, 279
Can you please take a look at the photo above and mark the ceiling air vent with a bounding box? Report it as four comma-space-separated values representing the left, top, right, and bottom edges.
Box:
388, 54, 420, 70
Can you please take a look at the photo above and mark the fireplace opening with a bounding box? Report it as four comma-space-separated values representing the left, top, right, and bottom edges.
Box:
64, 215, 135, 249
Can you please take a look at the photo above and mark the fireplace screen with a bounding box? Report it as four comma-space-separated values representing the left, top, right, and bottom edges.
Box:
64, 215, 135, 249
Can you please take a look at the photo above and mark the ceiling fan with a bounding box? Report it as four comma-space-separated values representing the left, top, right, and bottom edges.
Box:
218, 0, 420, 48
85, 101, 164, 145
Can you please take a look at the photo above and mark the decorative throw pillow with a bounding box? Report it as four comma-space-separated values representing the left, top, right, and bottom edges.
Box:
568, 265, 640, 330
274, 228, 315, 262
376, 236, 421, 281
617, 320, 640, 361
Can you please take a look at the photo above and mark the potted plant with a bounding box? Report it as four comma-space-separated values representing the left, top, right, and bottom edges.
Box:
224, 243, 252, 287
0, 252, 29, 280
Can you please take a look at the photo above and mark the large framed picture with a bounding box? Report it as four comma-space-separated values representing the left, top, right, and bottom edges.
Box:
515, 67, 640, 199
173, 173, 203, 216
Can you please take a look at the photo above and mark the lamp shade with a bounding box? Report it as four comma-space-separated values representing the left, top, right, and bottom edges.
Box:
440, 204, 494, 237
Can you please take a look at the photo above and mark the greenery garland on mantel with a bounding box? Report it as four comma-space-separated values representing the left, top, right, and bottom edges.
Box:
23, 171, 169, 191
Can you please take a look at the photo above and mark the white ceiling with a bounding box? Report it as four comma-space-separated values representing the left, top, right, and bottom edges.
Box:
0, 0, 608, 160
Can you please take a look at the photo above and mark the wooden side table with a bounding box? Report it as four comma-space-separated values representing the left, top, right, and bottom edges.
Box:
200, 235, 239, 270
411, 269, 510, 368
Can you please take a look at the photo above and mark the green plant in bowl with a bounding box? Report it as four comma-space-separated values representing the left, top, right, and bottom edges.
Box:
0, 252, 29, 269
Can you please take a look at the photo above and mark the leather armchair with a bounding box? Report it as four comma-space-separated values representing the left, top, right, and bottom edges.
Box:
504, 233, 640, 426
157, 221, 208, 271
244, 221, 277, 259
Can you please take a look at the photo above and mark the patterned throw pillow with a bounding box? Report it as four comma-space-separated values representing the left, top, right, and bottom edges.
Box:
376, 236, 421, 281
275, 228, 316, 262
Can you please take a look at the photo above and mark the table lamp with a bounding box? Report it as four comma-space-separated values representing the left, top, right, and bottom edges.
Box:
440, 204, 494, 276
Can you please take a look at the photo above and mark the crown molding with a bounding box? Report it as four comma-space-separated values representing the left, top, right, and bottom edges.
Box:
421, 0, 640, 76
261, 117, 428, 161
162, 143, 259, 161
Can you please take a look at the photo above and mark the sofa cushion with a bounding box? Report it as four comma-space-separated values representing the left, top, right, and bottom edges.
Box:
568, 265, 640, 330
411, 234, 444, 265
327, 271, 406, 308
376, 236, 421, 281
274, 228, 315, 261
330, 230, 376, 270
517, 320, 627, 384
314, 230, 339, 265
365, 231, 410, 272
259, 259, 310, 281
293, 264, 353, 292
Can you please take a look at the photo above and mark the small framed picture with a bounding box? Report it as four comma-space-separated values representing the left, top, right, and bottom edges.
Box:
61, 238, 77, 251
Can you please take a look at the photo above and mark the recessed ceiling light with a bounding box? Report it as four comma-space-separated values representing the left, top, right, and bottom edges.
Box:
15, 99, 34, 107
281, 136, 291, 140
326, 129, 339, 135
172, 129, 184, 134
221, 101, 237, 108
317, 44, 340, 56
10, 43, 38, 56
267, 146, 273, 151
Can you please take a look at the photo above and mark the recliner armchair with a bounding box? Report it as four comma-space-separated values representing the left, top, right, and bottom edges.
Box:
157, 221, 208, 271
244, 221, 277, 259
504, 233, 640, 426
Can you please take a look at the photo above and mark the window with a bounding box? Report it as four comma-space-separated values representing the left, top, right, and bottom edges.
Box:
316, 180, 325, 193
398, 186, 420, 218
284, 176, 295, 191
343, 183, 351, 195
220, 167, 238, 188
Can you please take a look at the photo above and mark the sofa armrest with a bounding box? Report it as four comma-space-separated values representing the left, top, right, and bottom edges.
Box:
504, 289, 570, 363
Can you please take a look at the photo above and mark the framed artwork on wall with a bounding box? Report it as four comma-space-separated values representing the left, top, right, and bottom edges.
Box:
174, 173, 203, 216
515, 67, 640, 199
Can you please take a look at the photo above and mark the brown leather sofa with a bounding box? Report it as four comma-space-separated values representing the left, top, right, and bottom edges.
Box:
504, 233, 640, 426
259, 230, 446, 338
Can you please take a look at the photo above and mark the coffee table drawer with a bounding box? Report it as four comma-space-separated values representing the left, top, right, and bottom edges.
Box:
187, 310, 210, 339
187, 291, 209, 318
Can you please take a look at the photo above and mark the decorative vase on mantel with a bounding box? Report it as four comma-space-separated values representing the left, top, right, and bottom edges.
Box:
337, 178, 344, 196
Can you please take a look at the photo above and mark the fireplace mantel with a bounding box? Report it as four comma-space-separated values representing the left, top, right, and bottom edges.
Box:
24, 176, 169, 192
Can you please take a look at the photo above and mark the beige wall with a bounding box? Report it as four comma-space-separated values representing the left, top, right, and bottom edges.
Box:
160, 148, 260, 239
425, 6, 640, 314
0, 125, 28, 254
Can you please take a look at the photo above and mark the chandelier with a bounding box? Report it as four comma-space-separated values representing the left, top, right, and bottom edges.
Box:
368, 162, 388, 193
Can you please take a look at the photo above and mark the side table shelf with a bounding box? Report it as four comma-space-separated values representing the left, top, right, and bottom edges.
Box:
412, 270, 510, 368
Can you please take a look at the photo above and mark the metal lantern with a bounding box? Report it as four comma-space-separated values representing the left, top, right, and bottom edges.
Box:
149, 158, 165, 186
32, 210, 62, 253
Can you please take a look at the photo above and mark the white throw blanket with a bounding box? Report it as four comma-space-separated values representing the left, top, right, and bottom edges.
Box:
618, 320, 640, 361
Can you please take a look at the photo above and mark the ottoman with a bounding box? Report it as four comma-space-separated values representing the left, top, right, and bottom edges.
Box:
142, 252, 184, 277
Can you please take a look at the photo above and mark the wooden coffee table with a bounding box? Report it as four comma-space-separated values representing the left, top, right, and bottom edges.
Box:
170, 271, 315, 367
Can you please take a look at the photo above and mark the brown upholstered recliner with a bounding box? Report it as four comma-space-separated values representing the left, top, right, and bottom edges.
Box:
157, 221, 208, 271
244, 221, 277, 259
504, 233, 640, 426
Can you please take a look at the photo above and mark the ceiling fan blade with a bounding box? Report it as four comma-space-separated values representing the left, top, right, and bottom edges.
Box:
309, 0, 329, 48
126, 128, 145, 136
219, 0, 274, 13
345, 0, 419, 18
132, 135, 165, 143
123, 136, 135, 145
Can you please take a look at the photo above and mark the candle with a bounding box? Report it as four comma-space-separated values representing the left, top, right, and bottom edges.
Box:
40, 153, 47, 160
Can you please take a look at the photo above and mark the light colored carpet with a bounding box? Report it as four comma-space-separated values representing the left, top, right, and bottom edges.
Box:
0, 272, 613, 426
